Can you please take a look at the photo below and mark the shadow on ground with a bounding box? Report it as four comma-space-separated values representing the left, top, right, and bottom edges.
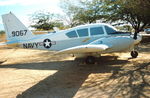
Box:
81, 62, 150, 98
0, 56, 149, 98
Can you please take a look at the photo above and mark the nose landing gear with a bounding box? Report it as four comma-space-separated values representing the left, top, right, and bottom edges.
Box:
131, 51, 138, 58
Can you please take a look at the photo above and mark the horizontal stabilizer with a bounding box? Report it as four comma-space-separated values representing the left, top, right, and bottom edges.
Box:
0, 40, 19, 45
0, 42, 6, 45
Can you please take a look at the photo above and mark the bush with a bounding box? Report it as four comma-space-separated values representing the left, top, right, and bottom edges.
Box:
0, 30, 5, 35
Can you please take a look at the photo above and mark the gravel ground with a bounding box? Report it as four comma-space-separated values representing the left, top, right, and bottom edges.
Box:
0, 43, 149, 98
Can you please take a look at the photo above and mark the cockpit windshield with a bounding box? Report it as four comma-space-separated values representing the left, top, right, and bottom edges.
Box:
105, 26, 117, 34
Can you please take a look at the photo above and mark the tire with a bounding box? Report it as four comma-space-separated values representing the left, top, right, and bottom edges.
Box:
131, 51, 138, 58
85, 56, 95, 64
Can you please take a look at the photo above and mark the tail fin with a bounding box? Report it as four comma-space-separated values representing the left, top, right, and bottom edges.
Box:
2, 12, 34, 42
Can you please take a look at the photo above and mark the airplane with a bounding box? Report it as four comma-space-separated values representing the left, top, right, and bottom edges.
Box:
0, 12, 142, 64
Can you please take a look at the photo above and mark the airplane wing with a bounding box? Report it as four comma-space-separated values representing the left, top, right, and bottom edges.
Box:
56, 44, 111, 54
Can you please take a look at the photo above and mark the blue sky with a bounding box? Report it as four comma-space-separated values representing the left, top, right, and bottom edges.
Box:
0, 0, 64, 30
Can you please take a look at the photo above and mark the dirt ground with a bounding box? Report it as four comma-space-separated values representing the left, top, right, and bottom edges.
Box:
0, 43, 150, 98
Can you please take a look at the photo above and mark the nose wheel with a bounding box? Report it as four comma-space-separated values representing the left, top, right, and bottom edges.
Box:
131, 51, 138, 58
85, 56, 96, 64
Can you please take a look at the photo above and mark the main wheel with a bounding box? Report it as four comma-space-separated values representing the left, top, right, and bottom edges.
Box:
131, 51, 138, 58
85, 56, 95, 64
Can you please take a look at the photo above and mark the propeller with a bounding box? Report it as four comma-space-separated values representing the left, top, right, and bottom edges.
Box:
132, 31, 142, 45
133, 32, 138, 40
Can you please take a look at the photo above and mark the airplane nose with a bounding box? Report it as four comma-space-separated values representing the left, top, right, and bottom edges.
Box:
133, 35, 142, 45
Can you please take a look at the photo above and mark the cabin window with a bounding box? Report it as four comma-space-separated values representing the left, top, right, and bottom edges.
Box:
77, 28, 88, 37
90, 27, 104, 36
66, 30, 78, 38
105, 26, 116, 34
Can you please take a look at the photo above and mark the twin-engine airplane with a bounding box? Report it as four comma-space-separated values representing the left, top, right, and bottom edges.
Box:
1, 12, 142, 64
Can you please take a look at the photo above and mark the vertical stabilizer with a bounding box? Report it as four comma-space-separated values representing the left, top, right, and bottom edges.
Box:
2, 12, 34, 42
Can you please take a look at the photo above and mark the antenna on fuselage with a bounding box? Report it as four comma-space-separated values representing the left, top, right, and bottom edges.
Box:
53, 27, 59, 32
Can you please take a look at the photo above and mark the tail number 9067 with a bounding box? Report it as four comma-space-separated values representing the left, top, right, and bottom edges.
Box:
12, 30, 27, 37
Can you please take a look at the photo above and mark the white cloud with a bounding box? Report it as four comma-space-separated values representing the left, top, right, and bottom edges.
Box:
0, 20, 2, 24
0, 0, 21, 6
0, 0, 64, 30
0, 0, 60, 6
0, 0, 16, 6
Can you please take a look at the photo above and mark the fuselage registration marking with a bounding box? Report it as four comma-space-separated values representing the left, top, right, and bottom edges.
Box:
23, 41, 56, 49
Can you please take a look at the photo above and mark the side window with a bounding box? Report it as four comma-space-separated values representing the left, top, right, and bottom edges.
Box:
77, 28, 88, 37
105, 26, 116, 34
66, 30, 78, 38
90, 27, 104, 36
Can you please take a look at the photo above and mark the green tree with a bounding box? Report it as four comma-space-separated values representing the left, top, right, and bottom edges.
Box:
60, 0, 104, 26
101, 0, 150, 39
73, 0, 104, 23
60, 0, 83, 27
61, 0, 150, 39
30, 11, 63, 30
0, 30, 5, 35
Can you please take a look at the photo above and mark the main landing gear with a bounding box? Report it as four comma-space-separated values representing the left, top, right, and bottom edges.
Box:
130, 51, 138, 58
85, 56, 96, 64
84, 50, 139, 64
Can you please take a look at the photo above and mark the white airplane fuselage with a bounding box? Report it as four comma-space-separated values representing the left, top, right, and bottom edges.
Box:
1, 12, 142, 60
20, 23, 141, 54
